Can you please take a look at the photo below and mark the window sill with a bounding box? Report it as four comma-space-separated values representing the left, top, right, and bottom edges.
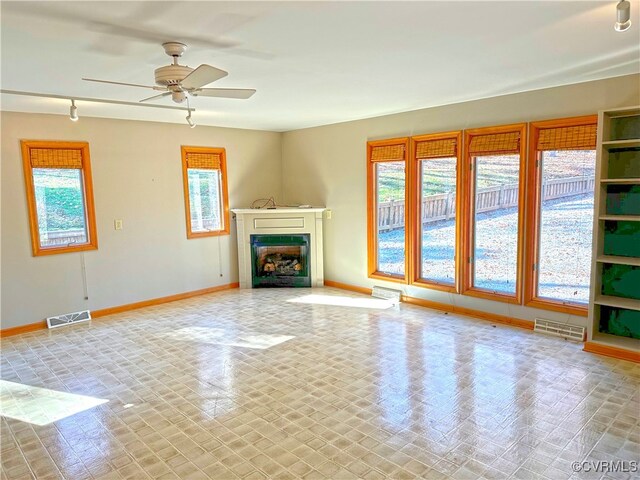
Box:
33, 243, 98, 257
187, 229, 230, 239
525, 298, 588, 317
369, 271, 407, 284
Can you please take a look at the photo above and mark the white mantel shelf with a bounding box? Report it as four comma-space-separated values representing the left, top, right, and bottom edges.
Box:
232, 207, 326, 289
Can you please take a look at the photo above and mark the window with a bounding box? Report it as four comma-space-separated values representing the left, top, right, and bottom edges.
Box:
525, 116, 597, 315
462, 125, 526, 303
181, 146, 230, 238
367, 138, 409, 282
411, 132, 462, 291
21, 141, 98, 256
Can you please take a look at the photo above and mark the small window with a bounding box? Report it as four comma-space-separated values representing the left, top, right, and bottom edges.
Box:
367, 138, 409, 282
21, 141, 98, 256
181, 146, 230, 238
525, 116, 597, 315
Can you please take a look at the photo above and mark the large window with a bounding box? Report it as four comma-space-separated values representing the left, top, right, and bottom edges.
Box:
525, 117, 597, 315
181, 146, 230, 238
412, 132, 461, 291
21, 141, 98, 256
462, 125, 526, 302
367, 139, 408, 282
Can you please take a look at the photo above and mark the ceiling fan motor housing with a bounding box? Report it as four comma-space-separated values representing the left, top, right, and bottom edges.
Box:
154, 65, 194, 87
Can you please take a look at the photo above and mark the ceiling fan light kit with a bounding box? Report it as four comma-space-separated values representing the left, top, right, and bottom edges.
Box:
615, 0, 632, 32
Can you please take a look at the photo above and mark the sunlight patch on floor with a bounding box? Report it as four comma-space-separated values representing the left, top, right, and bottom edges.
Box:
0, 380, 108, 426
163, 327, 295, 349
288, 294, 395, 309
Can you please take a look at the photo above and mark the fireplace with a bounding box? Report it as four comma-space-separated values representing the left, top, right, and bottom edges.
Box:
251, 234, 311, 287
232, 207, 325, 288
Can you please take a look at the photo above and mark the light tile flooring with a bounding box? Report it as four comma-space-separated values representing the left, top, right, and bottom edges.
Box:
1, 288, 639, 480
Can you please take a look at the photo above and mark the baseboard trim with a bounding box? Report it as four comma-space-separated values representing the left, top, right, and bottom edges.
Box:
324, 279, 534, 330
583, 342, 640, 363
0, 282, 240, 338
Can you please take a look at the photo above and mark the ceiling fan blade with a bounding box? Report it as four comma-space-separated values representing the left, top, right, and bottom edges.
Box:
190, 88, 256, 99
139, 92, 172, 103
83, 78, 163, 90
181, 65, 228, 90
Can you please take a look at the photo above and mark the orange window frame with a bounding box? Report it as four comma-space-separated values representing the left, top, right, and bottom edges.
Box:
21, 140, 98, 257
461, 124, 527, 304
524, 115, 597, 316
366, 137, 411, 284
181, 146, 230, 239
410, 131, 463, 293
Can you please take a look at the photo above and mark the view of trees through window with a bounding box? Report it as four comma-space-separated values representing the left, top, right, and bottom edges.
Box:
33, 168, 88, 247
188, 168, 222, 233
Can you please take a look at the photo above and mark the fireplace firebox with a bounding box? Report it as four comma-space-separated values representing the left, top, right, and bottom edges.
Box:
251, 234, 311, 287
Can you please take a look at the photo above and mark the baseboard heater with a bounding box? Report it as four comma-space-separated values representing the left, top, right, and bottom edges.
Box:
371, 286, 402, 304
46, 310, 91, 329
534, 318, 585, 342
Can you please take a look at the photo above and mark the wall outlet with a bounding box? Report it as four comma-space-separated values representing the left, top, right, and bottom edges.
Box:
324, 210, 332, 219
114, 219, 123, 230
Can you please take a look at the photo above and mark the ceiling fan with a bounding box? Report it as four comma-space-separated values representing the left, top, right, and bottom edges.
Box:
83, 42, 256, 104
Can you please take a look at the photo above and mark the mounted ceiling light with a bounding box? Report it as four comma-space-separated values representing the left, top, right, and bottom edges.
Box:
69, 99, 79, 121
615, 0, 632, 32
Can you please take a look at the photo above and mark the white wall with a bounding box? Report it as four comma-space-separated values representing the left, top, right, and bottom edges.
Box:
281, 74, 640, 327
1, 112, 282, 328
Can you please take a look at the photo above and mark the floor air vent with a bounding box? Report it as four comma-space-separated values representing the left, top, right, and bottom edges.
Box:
534, 318, 585, 341
372, 286, 402, 304
46, 310, 91, 329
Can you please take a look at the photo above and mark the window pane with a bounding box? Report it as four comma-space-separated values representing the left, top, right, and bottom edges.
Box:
537, 150, 595, 303
33, 168, 88, 248
376, 161, 405, 275
473, 154, 520, 294
420, 157, 456, 284
188, 169, 222, 232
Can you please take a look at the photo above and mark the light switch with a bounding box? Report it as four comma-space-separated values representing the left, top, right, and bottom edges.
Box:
114, 219, 123, 230
325, 210, 332, 220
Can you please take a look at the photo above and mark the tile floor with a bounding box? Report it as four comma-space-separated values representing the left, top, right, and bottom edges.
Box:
1, 287, 639, 480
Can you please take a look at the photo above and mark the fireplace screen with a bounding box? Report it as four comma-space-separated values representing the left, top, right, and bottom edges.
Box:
251, 234, 311, 287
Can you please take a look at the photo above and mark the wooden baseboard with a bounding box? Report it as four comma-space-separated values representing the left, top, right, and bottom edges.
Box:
324, 279, 534, 330
583, 341, 640, 363
0, 282, 240, 338
323, 280, 373, 295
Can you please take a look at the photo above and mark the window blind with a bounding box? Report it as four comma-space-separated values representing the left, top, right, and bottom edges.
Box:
469, 131, 520, 155
370, 144, 406, 162
537, 124, 596, 151
186, 152, 222, 170
30, 148, 83, 169
415, 138, 457, 159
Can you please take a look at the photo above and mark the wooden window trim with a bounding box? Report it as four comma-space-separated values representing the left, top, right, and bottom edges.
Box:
21, 140, 98, 257
181, 146, 230, 239
524, 115, 597, 316
409, 131, 462, 293
367, 137, 410, 284
461, 124, 527, 305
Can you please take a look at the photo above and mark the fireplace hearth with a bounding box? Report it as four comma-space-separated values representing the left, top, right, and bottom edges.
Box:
251, 234, 311, 287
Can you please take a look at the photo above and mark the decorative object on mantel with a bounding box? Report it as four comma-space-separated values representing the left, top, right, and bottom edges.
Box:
232, 207, 326, 288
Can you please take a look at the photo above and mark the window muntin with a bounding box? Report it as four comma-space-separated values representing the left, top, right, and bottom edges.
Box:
181, 146, 230, 238
21, 141, 97, 256
367, 138, 409, 283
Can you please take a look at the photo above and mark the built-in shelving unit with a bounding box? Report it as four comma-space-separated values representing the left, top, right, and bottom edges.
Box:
586, 106, 640, 362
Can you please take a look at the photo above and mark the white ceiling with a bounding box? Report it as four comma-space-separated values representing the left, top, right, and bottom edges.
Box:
1, 1, 639, 132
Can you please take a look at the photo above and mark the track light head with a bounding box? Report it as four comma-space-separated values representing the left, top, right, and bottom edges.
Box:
69, 99, 79, 122
186, 109, 196, 128
615, 0, 632, 32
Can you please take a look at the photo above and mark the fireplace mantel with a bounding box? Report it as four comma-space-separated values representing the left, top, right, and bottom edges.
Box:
232, 208, 325, 288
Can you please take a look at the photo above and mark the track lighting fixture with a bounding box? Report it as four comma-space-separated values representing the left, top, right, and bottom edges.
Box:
69, 99, 79, 122
615, 0, 631, 32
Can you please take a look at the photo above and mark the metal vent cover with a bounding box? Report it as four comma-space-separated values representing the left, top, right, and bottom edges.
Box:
46, 310, 91, 329
534, 318, 585, 341
371, 286, 402, 304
